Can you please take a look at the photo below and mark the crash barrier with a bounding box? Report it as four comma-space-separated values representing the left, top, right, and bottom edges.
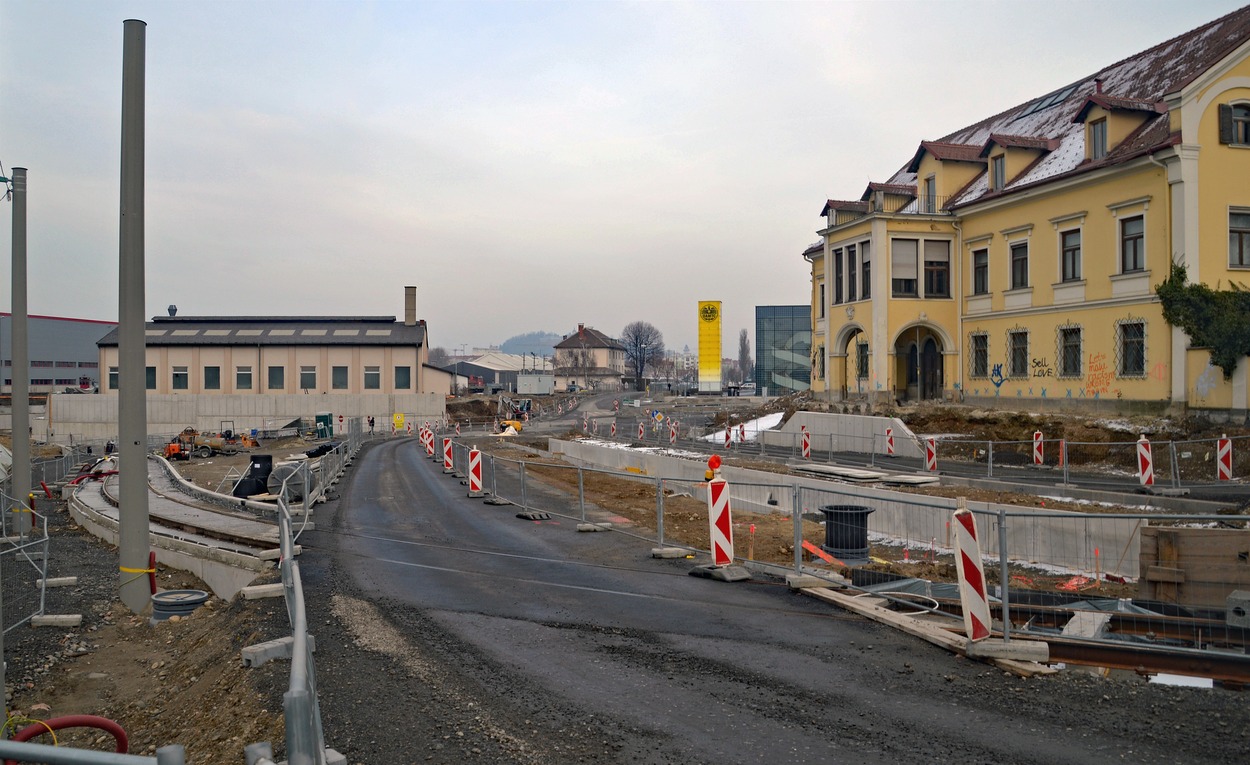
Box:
591, 419, 1250, 493
447, 440, 1250, 634
244, 430, 360, 764
0, 489, 49, 635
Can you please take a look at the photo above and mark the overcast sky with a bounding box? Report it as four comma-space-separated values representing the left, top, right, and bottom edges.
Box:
2, 0, 1246, 355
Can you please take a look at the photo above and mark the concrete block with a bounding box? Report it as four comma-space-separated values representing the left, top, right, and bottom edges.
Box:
785, 574, 833, 590
576, 523, 612, 532
241, 583, 285, 600
32, 614, 83, 628
37, 576, 78, 588
689, 564, 751, 582
483, 496, 510, 506
651, 547, 688, 559
324, 748, 347, 765
241, 634, 317, 668
966, 639, 1049, 662
257, 546, 300, 561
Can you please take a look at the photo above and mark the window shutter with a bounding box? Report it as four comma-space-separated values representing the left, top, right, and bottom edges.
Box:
1220, 103, 1235, 144
891, 239, 918, 279
923, 240, 950, 263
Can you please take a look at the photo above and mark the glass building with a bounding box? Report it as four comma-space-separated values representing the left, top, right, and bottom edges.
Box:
754, 306, 811, 395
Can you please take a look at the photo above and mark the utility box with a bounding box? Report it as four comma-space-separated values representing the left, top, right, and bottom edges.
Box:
1228, 590, 1250, 628
315, 412, 333, 439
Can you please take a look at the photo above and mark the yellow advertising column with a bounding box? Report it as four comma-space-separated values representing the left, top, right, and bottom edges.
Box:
698, 301, 722, 394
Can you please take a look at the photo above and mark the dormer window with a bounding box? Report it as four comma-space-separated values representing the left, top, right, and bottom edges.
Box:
990, 155, 1005, 190
1090, 119, 1108, 160
1220, 103, 1250, 146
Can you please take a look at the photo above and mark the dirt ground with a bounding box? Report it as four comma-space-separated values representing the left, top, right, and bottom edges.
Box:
2, 397, 1242, 759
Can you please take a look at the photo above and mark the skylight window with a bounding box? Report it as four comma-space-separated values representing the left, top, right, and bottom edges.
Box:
1018, 84, 1080, 118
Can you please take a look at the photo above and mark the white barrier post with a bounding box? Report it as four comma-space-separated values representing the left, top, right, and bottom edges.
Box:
925, 437, 937, 472
886, 427, 895, 457
468, 448, 484, 498
952, 502, 992, 642
706, 456, 733, 566
1032, 431, 1043, 466
801, 430, 811, 460
1218, 435, 1232, 481
1137, 435, 1154, 487
724, 426, 731, 450
638, 422, 644, 440
610, 421, 617, 438
442, 437, 453, 473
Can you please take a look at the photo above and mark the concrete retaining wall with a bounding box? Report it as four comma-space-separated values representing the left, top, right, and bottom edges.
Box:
549, 438, 1140, 578
41, 392, 445, 442
762, 412, 924, 459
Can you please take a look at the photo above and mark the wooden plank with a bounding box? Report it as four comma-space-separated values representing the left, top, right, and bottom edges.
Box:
1146, 565, 1186, 583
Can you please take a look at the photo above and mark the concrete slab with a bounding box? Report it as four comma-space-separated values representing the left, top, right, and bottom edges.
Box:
791, 463, 887, 482
879, 474, 941, 486
32, 614, 83, 627
651, 547, 688, 559
241, 583, 285, 600
965, 639, 1050, 662
688, 564, 751, 582
576, 523, 613, 532
37, 576, 78, 588
483, 495, 510, 505
241, 634, 316, 668
785, 574, 832, 589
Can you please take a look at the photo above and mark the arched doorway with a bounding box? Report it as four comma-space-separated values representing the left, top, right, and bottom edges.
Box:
894, 326, 947, 402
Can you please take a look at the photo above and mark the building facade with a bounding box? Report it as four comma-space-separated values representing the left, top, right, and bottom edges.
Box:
754, 305, 811, 396
807, 7, 1250, 415
97, 287, 432, 396
1, 313, 115, 395
553, 324, 625, 391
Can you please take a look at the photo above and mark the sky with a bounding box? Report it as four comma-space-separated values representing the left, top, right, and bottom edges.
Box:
2, 0, 1247, 355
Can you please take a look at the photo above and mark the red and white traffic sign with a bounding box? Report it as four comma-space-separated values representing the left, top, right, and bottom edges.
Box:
706, 477, 735, 567
1033, 431, 1043, 465
952, 507, 992, 642
801, 430, 811, 460
338, 414, 344, 430
1137, 435, 1154, 487
1218, 435, 1233, 481
468, 448, 483, 496
925, 437, 937, 472
885, 427, 895, 456
442, 437, 453, 471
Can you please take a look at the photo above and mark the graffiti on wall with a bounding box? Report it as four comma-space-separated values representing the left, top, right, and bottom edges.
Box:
1031, 357, 1053, 378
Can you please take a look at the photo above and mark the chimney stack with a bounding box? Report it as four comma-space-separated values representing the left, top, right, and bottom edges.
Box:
578, 322, 585, 338
404, 286, 416, 326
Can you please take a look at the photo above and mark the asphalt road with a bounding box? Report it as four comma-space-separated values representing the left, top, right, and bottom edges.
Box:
295, 438, 1248, 764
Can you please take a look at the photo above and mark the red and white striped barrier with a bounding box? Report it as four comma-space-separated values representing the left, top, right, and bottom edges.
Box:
610, 421, 617, 438
707, 476, 734, 567
1137, 435, 1154, 487
1032, 431, 1043, 466
455, 422, 460, 436
468, 448, 483, 497
885, 427, 894, 456
424, 430, 436, 458
638, 422, 645, 440
614, 399, 619, 412
801, 430, 811, 460
952, 507, 992, 642
669, 423, 677, 445
442, 437, 453, 472
406, 421, 413, 436
925, 437, 937, 472
1218, 435, 1232, 481
725, 426, 732, 449
738, 423, 746, 443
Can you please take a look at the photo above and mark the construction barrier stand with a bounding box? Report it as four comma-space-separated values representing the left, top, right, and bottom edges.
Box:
952, 508, 992, 642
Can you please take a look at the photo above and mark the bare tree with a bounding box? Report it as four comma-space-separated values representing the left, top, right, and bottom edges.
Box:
738, 329, 753, 385
428, 347, 451, 367
621, 321, 665, 391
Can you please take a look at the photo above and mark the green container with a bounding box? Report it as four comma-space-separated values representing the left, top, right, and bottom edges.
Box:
315, 411, 333, 438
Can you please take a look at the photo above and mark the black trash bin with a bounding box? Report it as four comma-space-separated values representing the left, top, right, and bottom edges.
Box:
819, 505, 875, 561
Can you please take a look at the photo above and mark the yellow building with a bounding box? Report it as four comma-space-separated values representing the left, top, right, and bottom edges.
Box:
808, 6, 1250, 415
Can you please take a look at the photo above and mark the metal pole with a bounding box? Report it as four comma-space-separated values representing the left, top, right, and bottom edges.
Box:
792, 484, 802, 573
1062, 441, 1070, 486
578, 468, 585, 522
520, 462, 527, 510
987, 441, 994, 479
10, 168, 31, 540
1169, 440, 1180, 489
998, 507, 1011, 643
118, 19, 150, 614
655, 477, 664, 547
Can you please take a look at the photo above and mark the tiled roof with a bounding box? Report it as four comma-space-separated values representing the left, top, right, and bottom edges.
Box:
861, 182, 917, 200
980, 134, 1061, 155
802, 240, 824, 257
866, 5, 1250, 209
554, 325, 623, 350
906, 141, 985, 171
820, 199, 870, 215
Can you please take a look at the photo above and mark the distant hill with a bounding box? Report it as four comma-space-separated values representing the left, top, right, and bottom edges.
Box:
500, 331, 561, 357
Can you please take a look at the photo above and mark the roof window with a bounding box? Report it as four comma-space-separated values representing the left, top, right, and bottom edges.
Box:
1018, 84, 1080, 118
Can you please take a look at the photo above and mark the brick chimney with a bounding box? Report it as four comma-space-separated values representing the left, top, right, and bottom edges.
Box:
404, 286, 417, 327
